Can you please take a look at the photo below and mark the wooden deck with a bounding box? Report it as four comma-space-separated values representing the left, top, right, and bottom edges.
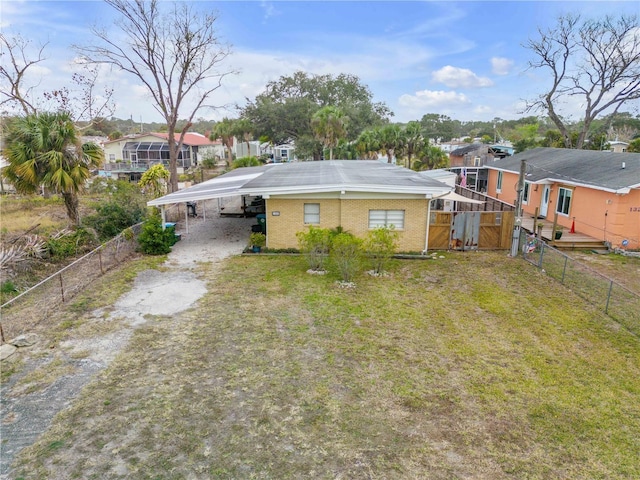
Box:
520, 216, 606, 250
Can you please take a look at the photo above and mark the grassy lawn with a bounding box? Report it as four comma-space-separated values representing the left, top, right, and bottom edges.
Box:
11, 252, 640, 479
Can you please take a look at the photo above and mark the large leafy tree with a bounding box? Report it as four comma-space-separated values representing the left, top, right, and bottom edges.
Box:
3, 111, 103, 224
524, 14, 640, 149
241, 71, 391, 160
420, 114, 456, 143
78, 0, 232, 191
311, 106, 348, 160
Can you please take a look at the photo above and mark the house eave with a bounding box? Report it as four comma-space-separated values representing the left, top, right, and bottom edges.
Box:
239, 184, 451, 198
534, 178, 631, 194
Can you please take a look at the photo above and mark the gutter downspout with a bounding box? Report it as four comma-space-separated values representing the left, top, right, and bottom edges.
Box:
423, 196, 432, 254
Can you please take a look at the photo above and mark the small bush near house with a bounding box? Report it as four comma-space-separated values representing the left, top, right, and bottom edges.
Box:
363, 226, 399, 274
330, 232, 362, 282
137, 213, 176, 255
296, 226, 331, 271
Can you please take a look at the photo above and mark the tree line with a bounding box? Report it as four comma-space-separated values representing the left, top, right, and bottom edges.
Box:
1, 3, 639, 229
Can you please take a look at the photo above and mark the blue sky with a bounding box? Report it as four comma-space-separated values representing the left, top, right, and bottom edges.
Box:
2, 1, 639, 124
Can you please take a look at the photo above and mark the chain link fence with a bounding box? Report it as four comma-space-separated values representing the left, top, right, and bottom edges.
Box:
520, 232, 640, 335
0, 224, 142, 342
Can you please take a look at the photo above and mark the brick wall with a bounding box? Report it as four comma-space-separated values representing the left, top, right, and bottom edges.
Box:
266, 197, 429, 252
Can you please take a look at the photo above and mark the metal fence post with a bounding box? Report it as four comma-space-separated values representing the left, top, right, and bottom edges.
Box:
98, 247, 104, 274
561, 255, 568, 284
59, 273, 65, 303
605, 280, 613, 314
538, 242, 545, 268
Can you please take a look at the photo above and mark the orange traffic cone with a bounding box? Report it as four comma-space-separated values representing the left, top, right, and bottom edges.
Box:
570, 219, 575, 234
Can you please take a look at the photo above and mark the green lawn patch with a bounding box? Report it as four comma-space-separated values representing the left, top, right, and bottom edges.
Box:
11, 252, 640, 479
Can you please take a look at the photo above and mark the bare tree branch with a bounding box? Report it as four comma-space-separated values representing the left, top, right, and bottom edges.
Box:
523, 14, 640, 149
0, 33, 48, 115
77, 0, 235, 191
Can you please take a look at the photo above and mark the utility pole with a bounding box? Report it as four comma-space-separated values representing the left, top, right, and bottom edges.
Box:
510, 158, 526, 257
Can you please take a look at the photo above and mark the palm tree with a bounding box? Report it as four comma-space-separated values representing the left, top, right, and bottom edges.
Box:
3, 111, 103, 224
375, 124, 402, 163
355, 129, 380, 159
210, 117, 236, 166
400, 121, 425, 169
233, 119, 254, 158
413, 145, 449, 171
311, 106, 348, 160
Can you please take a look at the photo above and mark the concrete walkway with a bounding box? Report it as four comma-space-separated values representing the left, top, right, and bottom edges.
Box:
0, 199, 253, 478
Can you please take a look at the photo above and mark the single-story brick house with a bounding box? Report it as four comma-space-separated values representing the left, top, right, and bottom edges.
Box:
485, 148, 640, 249
148, 160, 493, 252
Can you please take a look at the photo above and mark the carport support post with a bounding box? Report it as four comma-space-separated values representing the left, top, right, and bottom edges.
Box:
185, 203, 189, 234
510, 159, 526, 257
161, 206, 167, 230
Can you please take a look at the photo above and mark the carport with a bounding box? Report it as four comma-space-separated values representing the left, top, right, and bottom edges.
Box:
147, 164, 280, 233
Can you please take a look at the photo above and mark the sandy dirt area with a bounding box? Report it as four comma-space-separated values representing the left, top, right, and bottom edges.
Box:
0, 199, 255, 478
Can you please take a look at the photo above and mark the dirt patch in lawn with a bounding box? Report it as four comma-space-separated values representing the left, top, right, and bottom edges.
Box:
4, 249, 640, 479
0, 200, 254, 478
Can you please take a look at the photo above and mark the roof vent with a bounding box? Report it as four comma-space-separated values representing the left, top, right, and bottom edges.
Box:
622, 162, 626, 169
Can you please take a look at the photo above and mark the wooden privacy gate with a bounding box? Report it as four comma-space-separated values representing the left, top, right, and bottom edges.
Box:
428, 211, 515, 251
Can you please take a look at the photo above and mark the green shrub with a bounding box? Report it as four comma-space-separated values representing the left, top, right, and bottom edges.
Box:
137, 214, 176, 255
1, 280, 18, 303
232, 156, 262, 169
83, 180, 146, 240
296, 226, 331, 271
46, 227, 96, 259
363, 226, 399, 274
201, 156, 218, 168
330, 232, 362, 282
84, 203, 145, 241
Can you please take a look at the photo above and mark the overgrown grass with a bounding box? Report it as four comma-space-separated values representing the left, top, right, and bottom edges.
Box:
11, 253, 640, 479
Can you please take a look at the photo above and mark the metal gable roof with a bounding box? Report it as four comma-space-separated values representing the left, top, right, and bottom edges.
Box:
486, 147, 640, 192
239, 160, 452, 195
147, 164, 279, 206
147, 161, 452, 207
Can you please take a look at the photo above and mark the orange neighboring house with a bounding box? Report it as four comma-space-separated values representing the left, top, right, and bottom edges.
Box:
485, 147, 640, 250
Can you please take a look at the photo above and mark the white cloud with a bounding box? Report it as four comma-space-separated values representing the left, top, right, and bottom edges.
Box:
491, 57, 514, 76
260, 1, 279, 22
398, 89, 470, 109
431, 66, 493, 88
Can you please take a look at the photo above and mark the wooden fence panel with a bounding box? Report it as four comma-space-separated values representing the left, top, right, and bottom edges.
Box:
428, 210, 514, 250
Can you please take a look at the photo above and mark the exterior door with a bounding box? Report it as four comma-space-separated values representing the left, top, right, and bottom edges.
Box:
540, 185, 550, 218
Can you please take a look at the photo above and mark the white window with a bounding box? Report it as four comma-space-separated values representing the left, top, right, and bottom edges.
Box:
496, 171, 503, 192
109, 154, 116, 161
369, 210, 405, 229
473, 156, 481, 167
281, 149, 288, 158
522, 182, 530, 204
304, 203, 320, 224
556, 187, 572, 215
